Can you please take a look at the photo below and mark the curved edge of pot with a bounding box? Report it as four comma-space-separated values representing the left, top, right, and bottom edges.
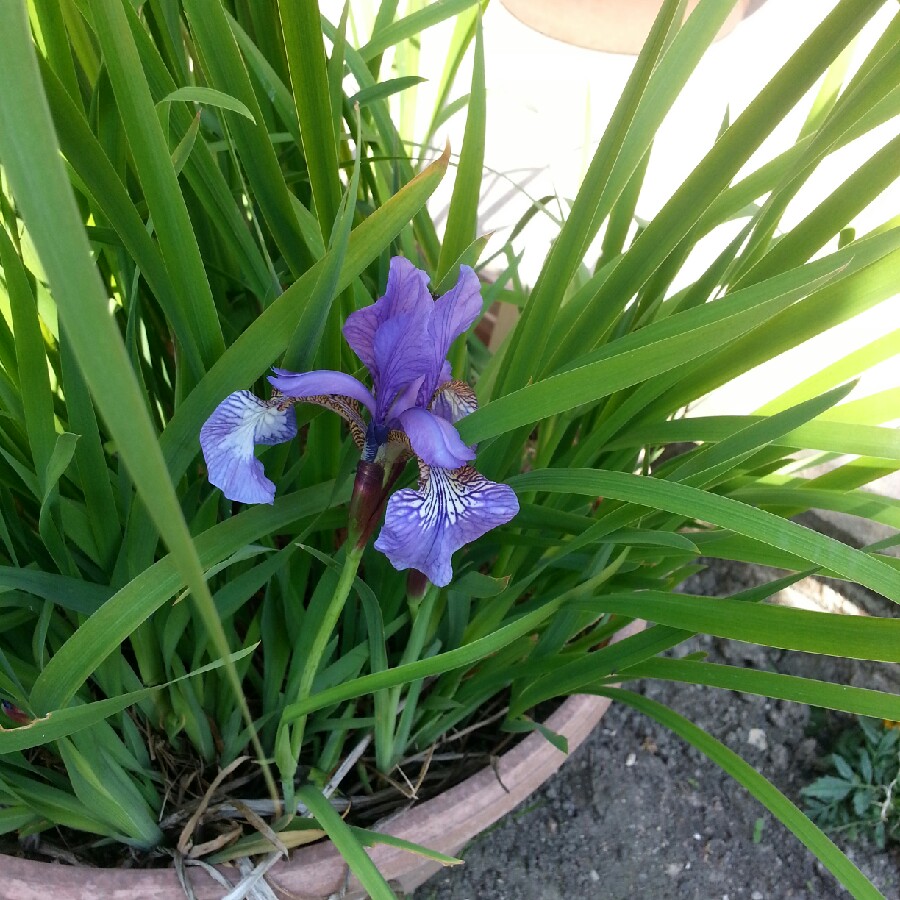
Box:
500, 0, 751, 54
2, 620, 644, 900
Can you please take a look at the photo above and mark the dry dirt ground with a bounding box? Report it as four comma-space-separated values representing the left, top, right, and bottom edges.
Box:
415, 562, 900, 900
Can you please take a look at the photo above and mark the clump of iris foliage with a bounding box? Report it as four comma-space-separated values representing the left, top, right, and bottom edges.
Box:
803, 717, 900, 850
0, 0, 898, 896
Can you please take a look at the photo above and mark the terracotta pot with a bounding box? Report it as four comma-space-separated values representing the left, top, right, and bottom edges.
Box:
501, 0, 753, 54
3, 620, 644, 899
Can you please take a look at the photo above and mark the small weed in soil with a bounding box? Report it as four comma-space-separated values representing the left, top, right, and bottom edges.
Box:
802, 715, 900, 850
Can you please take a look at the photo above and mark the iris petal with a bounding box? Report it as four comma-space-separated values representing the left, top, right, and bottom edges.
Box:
398, 407, 475, 470
374, 464, 519, 586
268, 369, 376, 416
200, 391, 297, 504
422, 266, 482, 397
343, 257, 433, 375
370, 315, 431, 421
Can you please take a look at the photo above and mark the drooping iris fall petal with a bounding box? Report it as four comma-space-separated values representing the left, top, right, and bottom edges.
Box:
200, 391, 296, 504
374, 464, 519, 587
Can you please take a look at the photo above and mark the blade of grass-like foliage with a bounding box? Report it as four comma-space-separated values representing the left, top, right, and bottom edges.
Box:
497, 0, 687, 396
509, 470, 900, 601
732, 485, 900, 531
698, 78, 900, 241
35, 59, 225, 336
277, 0, 341, 238
738, 130, 900, 288
31, 480, 345, 712
615, 658, 900, 721
57, 734, 161, 845
122, 3, 276, 301
358, 0, 480, 62
435, 12, 484, 284
323, 18, 443, 269
0, 567, 110, 615
552, 0, 886, 367
30, 0, 81, 106
463, 258, 847, 447
0, 2, 283, 797
756, 327, 900, 415
508, 573, 810, 713
0, 226, 55, 490
282, 112, 362, 372
420, 2, 478, 157
4, 4, 262, 751
606, 417, 900, 461
87, 0, 224, 380
689, 531, 879, 578
798, 35, 857, 140
181, 0, 313, 276
727, 37, 900, 286
665, 382, 856, 486
572, 591, 900, 661
158, 86, 256, 121
0, 771, 116, 838
352, 827, 463, 867
601, 689, 884, 899
297, 785, 396, 900
227, 13, 301, 145
350, 75, 427, 108
281, 594, 568, 723
627, 243, 900, 434
817, 386, 900, 423
0, 646, 256, 754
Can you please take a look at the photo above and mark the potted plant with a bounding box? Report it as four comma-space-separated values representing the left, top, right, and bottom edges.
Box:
0, 1, 898, 898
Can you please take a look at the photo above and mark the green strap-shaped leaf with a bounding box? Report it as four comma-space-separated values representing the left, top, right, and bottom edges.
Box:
570, 591, 900, 662
607, 416, 900, 460
435, 12, 484, 284
0, 646, 255, 753
158, 85, 256, 122
359, 0, 480, 62
509, 469, 900, 602
30, 481, 343, 712
297, 785, 396, 900
87, 0, 224, 380
182, 0, 314, 277
614, 657, 900, 722
0, 225, 56, 490
0, 7, 260, 779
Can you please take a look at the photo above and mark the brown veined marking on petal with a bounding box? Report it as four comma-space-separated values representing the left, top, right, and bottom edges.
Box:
388, 428, 414, 463
281, 393, 367, 449
430, 379, 478, 424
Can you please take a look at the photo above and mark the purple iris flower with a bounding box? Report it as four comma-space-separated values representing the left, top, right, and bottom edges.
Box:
199, 257, 518, 587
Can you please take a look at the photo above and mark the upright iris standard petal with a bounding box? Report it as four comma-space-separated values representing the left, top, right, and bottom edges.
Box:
398, 407, 475, 470
422, 266, 483, 398
370, 315, 431, 420
343, 257, 433, 374
200, 391, 297, 504
374, 465, 520, 587
267, 369, 376, 415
